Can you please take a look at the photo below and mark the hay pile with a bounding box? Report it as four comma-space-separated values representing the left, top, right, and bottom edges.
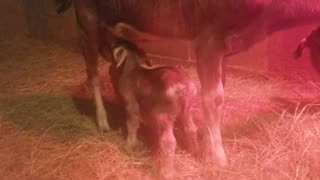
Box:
0, 37, 319, 179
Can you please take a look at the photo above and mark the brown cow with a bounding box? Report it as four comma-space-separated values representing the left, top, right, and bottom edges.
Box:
55, 0, 320, 167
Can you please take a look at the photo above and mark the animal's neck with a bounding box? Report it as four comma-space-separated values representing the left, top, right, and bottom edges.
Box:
120, 58, 139, 77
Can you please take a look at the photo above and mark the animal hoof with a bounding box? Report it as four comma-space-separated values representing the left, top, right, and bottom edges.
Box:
204, 150, 228, 168
215, 147, 229, 167
98, 124, 110, 133
159, 166, 174, 180
97, 119, 110, 133
160, 173, 173, 180
199, 144, 228, 167
215, 156, 229, 168
97, 110, 110, 132
125, 144, 136, 153
125, 141, 143, 153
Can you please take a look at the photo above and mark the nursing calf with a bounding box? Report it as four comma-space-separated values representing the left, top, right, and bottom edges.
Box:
109, 40, 198, 179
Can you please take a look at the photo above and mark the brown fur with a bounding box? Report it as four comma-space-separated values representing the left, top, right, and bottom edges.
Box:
55, 0, 320, 169
109, 41, 198, 179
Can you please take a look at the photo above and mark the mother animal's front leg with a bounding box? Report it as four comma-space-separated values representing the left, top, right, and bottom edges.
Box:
194, 29, 228, 167
75, 0, 110, 132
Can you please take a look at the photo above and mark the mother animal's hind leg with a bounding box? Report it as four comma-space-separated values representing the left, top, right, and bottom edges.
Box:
75, 1, 109, 132
194, 29, 228, 167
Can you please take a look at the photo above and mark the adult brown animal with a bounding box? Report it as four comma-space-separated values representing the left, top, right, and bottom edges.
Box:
55, 0, 320, 167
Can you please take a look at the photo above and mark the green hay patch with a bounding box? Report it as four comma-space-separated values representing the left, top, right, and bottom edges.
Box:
0, 94, 97, 139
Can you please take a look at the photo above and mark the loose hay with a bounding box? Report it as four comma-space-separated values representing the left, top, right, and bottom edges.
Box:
1, 37, 320, 180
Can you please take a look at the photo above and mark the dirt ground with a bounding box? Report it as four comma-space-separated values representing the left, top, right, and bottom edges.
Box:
0, 36, 320, 180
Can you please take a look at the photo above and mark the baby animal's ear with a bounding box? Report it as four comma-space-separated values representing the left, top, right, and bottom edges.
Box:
113, 46, 128, 67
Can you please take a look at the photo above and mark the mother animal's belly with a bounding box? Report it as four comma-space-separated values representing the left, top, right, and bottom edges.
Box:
98, 0, 204, 39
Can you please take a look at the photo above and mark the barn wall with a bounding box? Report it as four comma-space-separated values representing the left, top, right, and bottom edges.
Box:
267, 24, 319, 81
24, 1, 79, 48
225, 37, 269, 72
226, 24, 319, 81
0, 0, 27, 39
0, 0, 79, 48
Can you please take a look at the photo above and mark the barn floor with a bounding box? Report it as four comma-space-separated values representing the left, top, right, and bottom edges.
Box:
0, 36, 320, 180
